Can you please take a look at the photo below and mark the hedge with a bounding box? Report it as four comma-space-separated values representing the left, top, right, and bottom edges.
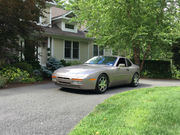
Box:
141, 60, 172, 79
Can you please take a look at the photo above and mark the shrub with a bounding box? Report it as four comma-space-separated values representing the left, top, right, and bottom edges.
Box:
66, 60, 82, 66
21, 77, 36, 83
60, 59, 71, 66
141, 60, 172, 78
172, 65, 180, 79
33, 76, 43, 82
0, 67, 31, 83
172, 38, 180, 70
42, 57, 64, 78
13, 62, 33, 74
33, 69, 42, 76
0, 76, 8, 88
60, 59, 82, 66
27, 60, 41, 70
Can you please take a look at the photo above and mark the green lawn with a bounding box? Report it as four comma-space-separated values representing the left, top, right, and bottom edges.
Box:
69, 87, 180, 135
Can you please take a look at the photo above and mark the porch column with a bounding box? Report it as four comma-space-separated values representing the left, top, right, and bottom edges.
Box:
51, 37, 54, 57
47, 37, 51, 58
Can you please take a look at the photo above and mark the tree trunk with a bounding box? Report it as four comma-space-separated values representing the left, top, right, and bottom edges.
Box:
140, 45, 151, 71
133, 44, 140, 66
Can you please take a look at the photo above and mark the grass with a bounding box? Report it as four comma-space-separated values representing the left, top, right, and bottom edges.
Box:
69, 87, 180, 135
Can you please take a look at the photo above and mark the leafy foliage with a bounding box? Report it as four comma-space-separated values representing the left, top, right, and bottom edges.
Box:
0, 67, 32, 83
13, 62, 33, 74
55, 0, 66, 8
67, 0, 180, 70
0, 0, 52, 62
171, 65, 180, 80
172, 38, 180, 70
0, 76, 8, 88
42, 57, 64, 77
60, 59, 82, 66
140, 60, 172, 78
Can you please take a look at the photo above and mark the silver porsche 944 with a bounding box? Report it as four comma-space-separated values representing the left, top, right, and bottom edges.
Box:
52, 56, 140, 93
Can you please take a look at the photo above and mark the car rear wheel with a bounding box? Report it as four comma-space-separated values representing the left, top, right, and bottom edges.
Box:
95, 74, 108, 94
131, 73, 139, 87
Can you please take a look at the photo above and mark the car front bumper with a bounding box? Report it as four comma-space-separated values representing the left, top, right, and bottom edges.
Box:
52, 77, 97, 90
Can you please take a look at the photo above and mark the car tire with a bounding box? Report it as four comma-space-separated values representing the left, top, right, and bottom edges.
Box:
95, 74, 109, 94
130, 73, 139, 87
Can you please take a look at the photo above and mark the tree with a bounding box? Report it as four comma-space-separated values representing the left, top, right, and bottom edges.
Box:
67, 0, 180, 70
172, 38, 180, 69
0, 0, 51, 63
55, 0, 66, 9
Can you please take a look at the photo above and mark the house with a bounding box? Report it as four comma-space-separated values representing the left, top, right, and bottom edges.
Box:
20, 1, 112, 66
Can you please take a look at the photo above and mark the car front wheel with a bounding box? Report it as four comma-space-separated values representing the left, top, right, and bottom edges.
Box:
95, 74, 108, 94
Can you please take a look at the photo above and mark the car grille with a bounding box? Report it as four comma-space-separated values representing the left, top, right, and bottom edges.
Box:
57, 77, 71, 84
57, 77, 70, 80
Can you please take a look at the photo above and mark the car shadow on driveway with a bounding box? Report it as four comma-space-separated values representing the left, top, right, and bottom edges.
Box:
58, 83, 152, 95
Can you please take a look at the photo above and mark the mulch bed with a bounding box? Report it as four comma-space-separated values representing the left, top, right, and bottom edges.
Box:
0, 80, 51, 90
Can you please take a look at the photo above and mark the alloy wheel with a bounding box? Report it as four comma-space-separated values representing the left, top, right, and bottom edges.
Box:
96, 74, 108, 93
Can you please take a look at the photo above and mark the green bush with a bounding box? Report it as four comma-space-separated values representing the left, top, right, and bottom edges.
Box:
0, 76, 8, 88
27, 60, 41, 70
141, 60, 172, 78
60, 59, 71, 66
42, 57, 64, 78
172, 65, 180, 79
33, 76, 43, 82
21, 77, 36, 83
60, 59, 82, 66
172, 38, 180, 70
66, 60, 82, 66
13, 62, 33, 74
0, 67, 32, 83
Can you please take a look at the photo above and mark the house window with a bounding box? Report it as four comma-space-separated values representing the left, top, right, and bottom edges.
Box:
93, 45, 104, 56
93, 45, 98, 56
65, 24, 74, 29
73, 42, 79, 59
64, 40, 79, 59
65, 41, 71, 59
99, 46, 104, 56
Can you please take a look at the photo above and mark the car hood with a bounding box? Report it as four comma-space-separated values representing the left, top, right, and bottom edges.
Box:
54, 64, 110, 78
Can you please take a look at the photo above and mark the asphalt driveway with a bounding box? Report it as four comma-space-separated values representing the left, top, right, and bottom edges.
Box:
0, 79, 179, 135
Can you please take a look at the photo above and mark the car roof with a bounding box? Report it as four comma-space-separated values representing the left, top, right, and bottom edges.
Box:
98, 55, 126, 59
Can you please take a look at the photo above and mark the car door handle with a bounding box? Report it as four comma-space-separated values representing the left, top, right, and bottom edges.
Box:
126, 69, 130, 71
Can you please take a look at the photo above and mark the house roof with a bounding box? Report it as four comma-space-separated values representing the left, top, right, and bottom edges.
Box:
43, 26, 93, 40
51, 7, 69, 18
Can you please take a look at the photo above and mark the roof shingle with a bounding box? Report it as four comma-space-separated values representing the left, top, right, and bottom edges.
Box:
51, 7, 69, 18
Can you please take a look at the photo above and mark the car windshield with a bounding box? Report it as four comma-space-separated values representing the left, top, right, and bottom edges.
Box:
85, 56, 117, 66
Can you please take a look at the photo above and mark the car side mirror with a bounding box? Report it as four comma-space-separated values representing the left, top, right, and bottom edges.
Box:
118, 64, 126, 68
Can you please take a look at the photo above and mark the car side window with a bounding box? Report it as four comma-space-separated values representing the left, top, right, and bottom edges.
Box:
126, 59, 132, 67
116, 58, 126, 67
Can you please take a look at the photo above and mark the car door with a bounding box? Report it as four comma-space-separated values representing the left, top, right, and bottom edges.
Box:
125, 58, 134, 83
112, 58, 131, 85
